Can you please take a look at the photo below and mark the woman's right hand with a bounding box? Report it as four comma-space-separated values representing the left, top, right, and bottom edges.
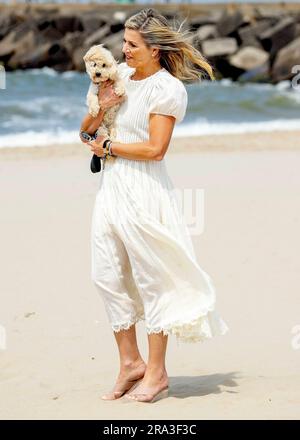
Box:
98, 80, 126, 111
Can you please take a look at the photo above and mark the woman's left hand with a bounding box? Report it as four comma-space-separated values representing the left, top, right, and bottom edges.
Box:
87, 135, 107, 157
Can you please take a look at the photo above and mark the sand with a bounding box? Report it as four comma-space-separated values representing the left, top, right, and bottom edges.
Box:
0, 131, 299, 420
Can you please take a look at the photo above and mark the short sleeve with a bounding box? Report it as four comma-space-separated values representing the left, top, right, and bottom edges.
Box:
149, 77, 188, 124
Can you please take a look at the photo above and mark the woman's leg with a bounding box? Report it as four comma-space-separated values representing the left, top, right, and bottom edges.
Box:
91, 205, 146, 400
125, 331, 169, 402
114, 324, 145, 368
101, 324, 147, 399
145, 332, 168, 381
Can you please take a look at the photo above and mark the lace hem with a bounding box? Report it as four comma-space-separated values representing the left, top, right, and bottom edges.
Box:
146, 310, 229, 344
111, 314, 145, 333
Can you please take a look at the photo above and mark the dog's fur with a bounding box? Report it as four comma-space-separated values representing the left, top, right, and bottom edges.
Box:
83, 44, 126, 140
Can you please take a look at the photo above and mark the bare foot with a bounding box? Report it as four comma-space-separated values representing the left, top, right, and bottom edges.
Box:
101, 360, 147, 400
125, 368, 169, 403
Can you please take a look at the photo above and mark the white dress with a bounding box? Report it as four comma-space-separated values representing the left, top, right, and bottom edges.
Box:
91, 62, 229, 344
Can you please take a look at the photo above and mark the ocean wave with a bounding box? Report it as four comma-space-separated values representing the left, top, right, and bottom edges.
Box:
1, 119, 299, 148
174, 118, 300, 137
25, 67, 59, 77
0, 130, 80, 148
2, 68, 300, 148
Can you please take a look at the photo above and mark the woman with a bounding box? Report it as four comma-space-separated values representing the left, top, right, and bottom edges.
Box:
80, 8, 229, 403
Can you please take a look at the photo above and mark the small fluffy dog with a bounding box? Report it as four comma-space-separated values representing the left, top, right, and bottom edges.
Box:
83, 44, 126, 140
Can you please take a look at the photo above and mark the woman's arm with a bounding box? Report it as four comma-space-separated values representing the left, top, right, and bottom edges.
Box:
110, 140, 159, 161
109, 113, 176, 161
80, 109, 106, 135
84, 91, 176, 161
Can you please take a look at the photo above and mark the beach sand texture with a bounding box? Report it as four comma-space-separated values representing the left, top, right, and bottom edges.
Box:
0, 132, 299, 419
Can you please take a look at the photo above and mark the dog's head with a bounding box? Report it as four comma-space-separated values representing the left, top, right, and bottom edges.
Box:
83, 45, 118, 85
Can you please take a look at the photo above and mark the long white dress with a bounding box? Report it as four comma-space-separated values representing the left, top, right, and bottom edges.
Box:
91, 62, 229, 344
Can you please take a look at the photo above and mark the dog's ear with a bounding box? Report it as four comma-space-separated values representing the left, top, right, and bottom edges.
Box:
83, 47, 93, 62
83, 44, 103, 61
83, 44, 104, 62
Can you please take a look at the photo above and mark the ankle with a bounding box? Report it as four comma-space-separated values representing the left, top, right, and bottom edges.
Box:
145, 365, 168, 378
120, 357, 145, 370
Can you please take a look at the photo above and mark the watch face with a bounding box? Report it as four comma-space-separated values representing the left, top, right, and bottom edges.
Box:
81, 131, 96, 141
81, 132, 92, 141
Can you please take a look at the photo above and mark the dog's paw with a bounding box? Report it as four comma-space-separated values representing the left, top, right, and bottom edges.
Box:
89, 110, 98, 118
89, 104, 100, 118
114, 83, 126, 97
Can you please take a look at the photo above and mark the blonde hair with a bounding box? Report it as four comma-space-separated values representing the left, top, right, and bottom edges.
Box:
124, 8, 215, 82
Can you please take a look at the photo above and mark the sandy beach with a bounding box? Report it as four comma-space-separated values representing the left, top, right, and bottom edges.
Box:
0, 131, 299, 420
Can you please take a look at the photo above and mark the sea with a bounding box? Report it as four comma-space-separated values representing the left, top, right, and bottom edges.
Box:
0, 66, 300, 148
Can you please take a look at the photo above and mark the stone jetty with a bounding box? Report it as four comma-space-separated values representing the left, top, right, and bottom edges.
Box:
1, 2, 300, 83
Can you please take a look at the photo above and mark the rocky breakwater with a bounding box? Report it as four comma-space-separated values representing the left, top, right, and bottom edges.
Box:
0, 3, 300, 83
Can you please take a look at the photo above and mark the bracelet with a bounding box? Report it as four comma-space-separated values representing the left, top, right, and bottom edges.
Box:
102, 138, 117, 157
102, 138, 111, 157
108, 141, 117, 157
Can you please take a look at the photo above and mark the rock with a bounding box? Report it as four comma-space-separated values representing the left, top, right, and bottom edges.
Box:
0, 14, 74, 71
62, 31, 88, 57
0, 11, 24, 41
0, 22, 41, 67
254, 7, 286, 21
113, 11, 128, 23
9, 39, 71, 71
6, 30, 41, 69
194, 25, 218, 43
72, 46, 87, 72
36, 18, 64, 41
110, 20, 125, 34
293, 11, 300, 23
238, 20, 271, 48
295, 23, 300, 38
189, 11, 223, 28
216, 10, 247, 37
214, 57, 245, 80
84, 24, 111, 47
44, 42, 73, 71
0, 3, 300, 82
238, 64, 270, 83
202, 38, 238, 58
259, 17, 296, 57
272, 36, 300, 82
229, 46, 269, 71
52, 14, 83, 35
101, 30, 124, 62
31, 7, 59, 16
0, 32, 16, 62
80, 13, 106, 34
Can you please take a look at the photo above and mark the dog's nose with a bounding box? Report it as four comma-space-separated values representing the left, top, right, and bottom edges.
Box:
95, 72, 101, 77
